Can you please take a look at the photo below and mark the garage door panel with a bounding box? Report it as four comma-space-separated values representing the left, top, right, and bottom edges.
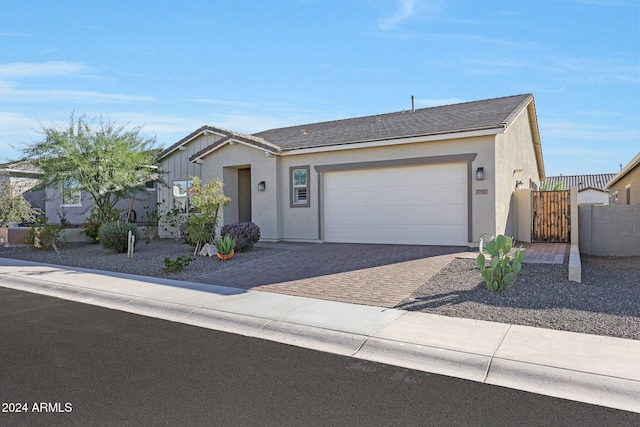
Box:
323, 163, 468, 245
325, 205, 467, 226
326, 224, 468, 245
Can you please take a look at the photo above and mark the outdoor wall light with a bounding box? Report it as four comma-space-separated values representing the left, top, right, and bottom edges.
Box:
515, 180, 524, 190
258, 181, 266, 191
476, 167, 485, 180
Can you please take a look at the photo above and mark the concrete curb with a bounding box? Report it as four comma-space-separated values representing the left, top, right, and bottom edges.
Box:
0, 259, 638, 413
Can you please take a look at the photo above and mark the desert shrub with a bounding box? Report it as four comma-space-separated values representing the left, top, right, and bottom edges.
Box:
82, 211, 102, 243
220, 222, 260, 252
163, 256, 193, 273
98, 221, 140, 253
181, 215, 215, 248
25, 218, 64, 251
83, 207, 122, 243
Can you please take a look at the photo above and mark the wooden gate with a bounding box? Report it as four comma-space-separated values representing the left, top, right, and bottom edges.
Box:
532, 190, 570, 242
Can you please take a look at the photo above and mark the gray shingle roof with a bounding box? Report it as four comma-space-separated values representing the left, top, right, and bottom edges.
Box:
254, 94, 534, 151
544, 174, 616, 191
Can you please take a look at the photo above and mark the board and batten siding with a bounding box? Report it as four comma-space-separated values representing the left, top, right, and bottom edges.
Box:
157, 133, 223, 237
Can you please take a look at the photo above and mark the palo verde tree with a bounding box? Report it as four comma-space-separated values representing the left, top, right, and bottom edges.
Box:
23, 113, 160, 223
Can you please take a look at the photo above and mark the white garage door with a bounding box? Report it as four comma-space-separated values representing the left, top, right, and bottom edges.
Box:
323, 163, 468, 245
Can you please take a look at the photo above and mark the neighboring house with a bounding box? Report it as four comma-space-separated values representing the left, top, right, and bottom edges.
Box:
43, 180, 157, 226
157, 93, 545, 246
0, 161, 46, 213
1, 161, 156, 226
605, 152, 640, 205
543, 174, 615, 205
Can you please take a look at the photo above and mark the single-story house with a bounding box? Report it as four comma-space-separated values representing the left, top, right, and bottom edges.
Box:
0, 161, 46, 214
543, 174, 615, 205
605, 152, 640, 205
157, 93, 545, 246
1, 161, 156, 227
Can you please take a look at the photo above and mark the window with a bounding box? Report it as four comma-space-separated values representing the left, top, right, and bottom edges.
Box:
62, 178, 81, 206
172, 180, 195, 213
290, 166, 310, 207
626, 185, 631, 205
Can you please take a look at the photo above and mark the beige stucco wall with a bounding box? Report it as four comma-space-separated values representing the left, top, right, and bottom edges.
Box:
277, 135, 497, 244
199, 142, 281, 240
494, 106, 542, 238
608, 164, 640, 205
189, 134, 500, 243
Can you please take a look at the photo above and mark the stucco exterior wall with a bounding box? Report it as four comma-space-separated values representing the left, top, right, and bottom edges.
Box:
608, 164, 640, 205
164, 112, 542, 245
494, 107, 541, 238
277, 135, 496, 243
44, 187, 156, 225
578, 189, 609, 205
199, 142, 280, 240
579, 204, 640, 256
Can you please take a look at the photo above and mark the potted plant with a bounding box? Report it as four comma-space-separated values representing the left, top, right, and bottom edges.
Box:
214, 234, 236, 260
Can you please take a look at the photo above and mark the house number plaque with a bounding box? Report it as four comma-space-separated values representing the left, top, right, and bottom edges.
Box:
476, 189, 488, 195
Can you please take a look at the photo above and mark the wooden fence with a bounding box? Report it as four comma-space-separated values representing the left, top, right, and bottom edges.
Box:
532, 190, 570, 242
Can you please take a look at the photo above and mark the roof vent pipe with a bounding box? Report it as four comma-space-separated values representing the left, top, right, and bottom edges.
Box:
411, 95, 415, 113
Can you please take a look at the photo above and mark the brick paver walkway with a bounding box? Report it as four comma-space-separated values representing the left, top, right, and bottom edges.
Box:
197, 242, 568, 308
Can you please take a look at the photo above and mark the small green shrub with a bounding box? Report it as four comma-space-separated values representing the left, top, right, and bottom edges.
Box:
477, 234, 524, 292
83, 207, 122, 243
220, 222, 260, 252
214, 234, 236, 255
163, 256, 193, 273
182, 215, 215, 248
98, 221, 140, 253
25, 222, 64, 251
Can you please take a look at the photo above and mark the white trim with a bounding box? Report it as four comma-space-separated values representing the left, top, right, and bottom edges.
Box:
162, 129, 228, 159
278, 128, 503, 156
190, 138, 279, 163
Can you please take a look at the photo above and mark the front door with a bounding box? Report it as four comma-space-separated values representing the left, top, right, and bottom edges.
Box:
238, 168, 252, 223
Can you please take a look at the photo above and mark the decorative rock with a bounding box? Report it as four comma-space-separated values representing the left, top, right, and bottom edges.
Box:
199, 243, 215, 257
207, 244, 216, 257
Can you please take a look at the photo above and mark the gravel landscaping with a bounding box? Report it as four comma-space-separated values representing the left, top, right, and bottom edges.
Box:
1, 239, 638, 341
398, 256, 640, 341
0, 239, 286, 282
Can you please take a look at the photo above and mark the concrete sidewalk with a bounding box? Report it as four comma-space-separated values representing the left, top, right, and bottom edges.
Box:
0, 257, 638, 414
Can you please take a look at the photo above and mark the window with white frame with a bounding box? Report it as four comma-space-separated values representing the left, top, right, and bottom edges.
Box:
62, 178, 82, 206
172, 179, 195, 213
291, 166, 309, 207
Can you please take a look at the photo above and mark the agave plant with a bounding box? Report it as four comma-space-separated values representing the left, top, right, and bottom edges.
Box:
214, 234, 236, 255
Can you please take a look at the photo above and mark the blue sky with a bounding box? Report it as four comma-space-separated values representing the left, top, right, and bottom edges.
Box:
1, 0, 638, 176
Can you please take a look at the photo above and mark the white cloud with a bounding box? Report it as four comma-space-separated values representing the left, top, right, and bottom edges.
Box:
542, 119, 640, 141
0, 86, 154, 104
0, 61, 92, 78
377, 0, 418, 30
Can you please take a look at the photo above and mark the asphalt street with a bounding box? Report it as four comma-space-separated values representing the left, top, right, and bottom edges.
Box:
1, 287, 637, 426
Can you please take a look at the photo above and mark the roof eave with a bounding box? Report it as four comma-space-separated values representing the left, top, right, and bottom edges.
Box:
190, 137, 280, 163
526, 98, 545, 181
605, 152, 640, 189
278, 127, 504, 156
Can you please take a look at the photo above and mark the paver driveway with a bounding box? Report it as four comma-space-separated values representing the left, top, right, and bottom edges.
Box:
196, 243, 473, 308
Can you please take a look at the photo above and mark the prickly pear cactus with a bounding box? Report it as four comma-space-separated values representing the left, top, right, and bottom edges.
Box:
477, 234, 524, 292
